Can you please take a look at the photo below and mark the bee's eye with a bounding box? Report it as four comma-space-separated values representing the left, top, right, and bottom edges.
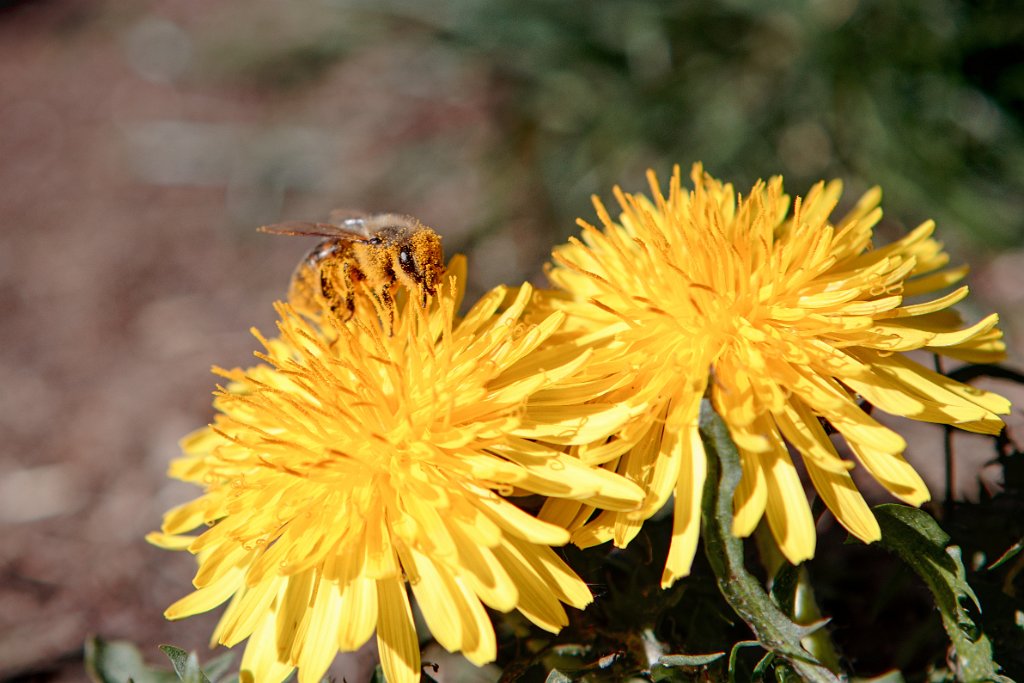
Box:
398, 247, 417, 276
367, 237, 383, 245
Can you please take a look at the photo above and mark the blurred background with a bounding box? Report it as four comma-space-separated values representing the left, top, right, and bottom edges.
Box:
2, 0, 1023, 679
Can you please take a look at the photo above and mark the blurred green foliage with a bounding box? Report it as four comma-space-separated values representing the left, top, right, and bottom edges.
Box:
210, 0, 1024, 247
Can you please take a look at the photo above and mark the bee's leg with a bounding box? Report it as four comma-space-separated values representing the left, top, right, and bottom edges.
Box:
338, 286, 356, 321
376, 284, 397, 331
321, 265, 355, 321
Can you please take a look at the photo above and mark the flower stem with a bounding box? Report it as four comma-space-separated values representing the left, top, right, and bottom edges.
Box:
698, 400, 840, 683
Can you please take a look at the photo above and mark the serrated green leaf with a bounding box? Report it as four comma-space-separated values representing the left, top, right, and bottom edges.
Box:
793, 619, 831, 641
159, 646, 210, 683
85, 638, 178, 683
157, 647, 188, 676
658, 652, 726, 667
875, 504, 1012, 683
988, 539, 1024, 570
698, 401, 841, 683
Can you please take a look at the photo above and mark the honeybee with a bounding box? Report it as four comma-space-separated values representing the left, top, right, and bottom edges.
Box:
259, 211, 444, 322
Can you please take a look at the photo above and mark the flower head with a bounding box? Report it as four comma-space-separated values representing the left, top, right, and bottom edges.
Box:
540, 164, 1010, 587
149, 256, 643, 683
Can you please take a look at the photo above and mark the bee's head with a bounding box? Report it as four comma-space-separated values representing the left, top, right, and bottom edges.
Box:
395, 228, 444, 296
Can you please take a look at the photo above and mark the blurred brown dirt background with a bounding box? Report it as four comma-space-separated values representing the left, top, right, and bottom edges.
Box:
1, 1, 1022, 681
0, 2, 505, 678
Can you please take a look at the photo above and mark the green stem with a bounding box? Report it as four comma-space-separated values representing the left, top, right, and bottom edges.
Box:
698, 400, 840, 683
755, 526, 843, 673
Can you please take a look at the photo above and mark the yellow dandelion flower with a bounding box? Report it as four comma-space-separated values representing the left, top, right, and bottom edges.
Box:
148, 256, 644, 683
539, 164, 1010, 588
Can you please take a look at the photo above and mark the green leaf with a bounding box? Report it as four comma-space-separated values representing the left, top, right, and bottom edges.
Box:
751, 651, 775, 681
770, 660, 804, 683
698, 400, 841, 683
544, 670, 573, 683
874, 504, 1012, 683
84, 638, 178, 683
653, 652, 727, 683
197, 652, 237, 683
988, 539, 1024, 570
658, 652, 726, 667
728, 641, 763, 683
159, 646, 211, 683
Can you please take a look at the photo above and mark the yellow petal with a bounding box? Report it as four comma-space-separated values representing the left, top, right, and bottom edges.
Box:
846, 350, 1006, 431
240, 614, 296, 683
491, 542, 575, 632
517, 402, 633, 444
902, 264, 969, 296
161, 499, 208, 536
537, 497, 589, 532
803, 456, 880, 543
819, 385, 907, 455
296, 578, 343, 683
847, 441, 930, 506
145, 532, 195, 551
457, 286, 509, 337
444, 254, 468, 313
661, 425, 706, 588
711, 356, 758, 427
732, 445, 767, 538
511, 538, 592, 609
165, 565, 243, 620
364, 513, 400, 580
635, 414, 679, 518
780, 401, 880, 543
888, 351, 1010, 416
880, 285, 969, 319
926, 313, 999, 348
215, 577, 282, 648
194, 542, 253, 589
937, 328, 1007, 363
569, 511, 617, 548
333, 581, 378, 655
338, 577, 378, 651
474, 495, 570, 546
407, 550, 467, 655
275, 569, 314, 661
486, 438, 643, 508
376, 578, 421, 683
449, 520, 518, 613
451, 576, 497, 665
773, 402, 855, 475
763, 446, 816, 564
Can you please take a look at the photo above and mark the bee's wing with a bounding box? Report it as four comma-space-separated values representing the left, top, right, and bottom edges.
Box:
327, 208, 370, 230
257, 221, 368, 239
358, 213, 423, 233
